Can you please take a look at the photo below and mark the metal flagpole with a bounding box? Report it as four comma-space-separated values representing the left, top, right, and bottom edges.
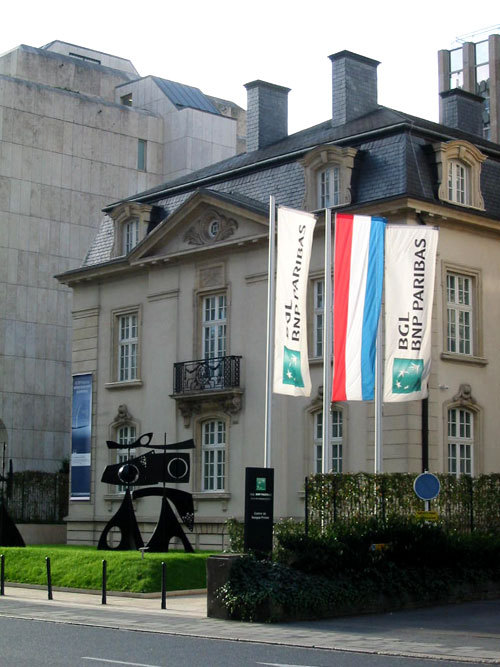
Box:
264, 196, 276, 468
374, 310, 383, 473
322, 209, 333, 473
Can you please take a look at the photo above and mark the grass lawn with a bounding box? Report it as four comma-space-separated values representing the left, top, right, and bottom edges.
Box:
0, 545, 216, 593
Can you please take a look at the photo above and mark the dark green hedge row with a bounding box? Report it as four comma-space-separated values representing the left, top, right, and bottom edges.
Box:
276, 518, 500, 575
217, 519, 500, 622
216, 555, 499, 622
306, 473, 500, 533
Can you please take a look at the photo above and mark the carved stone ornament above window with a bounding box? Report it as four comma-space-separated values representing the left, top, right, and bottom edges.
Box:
302, 145, 358, 211
183, 209, 238, 246
110, 404, 134, 430
433, 140, 486, 210
452, 383, 477, 406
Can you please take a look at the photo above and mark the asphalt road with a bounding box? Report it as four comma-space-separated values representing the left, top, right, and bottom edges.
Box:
0, 617, 480, 667
1, 586, 500, 664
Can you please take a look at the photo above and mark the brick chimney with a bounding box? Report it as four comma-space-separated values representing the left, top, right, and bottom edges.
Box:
244, 80, 290, 152
440, 88, 485, 138
329, 51, 380, 127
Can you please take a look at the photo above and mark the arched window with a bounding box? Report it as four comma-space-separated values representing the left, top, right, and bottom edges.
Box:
109, 405, 139, 494
201, 420, 226, 491
116, 423, 137, 493
447, 407, 474, 476
123, 219, 140, 254
313, 409, 343, 473
447, 160, 470, 205
302, 146, 357, 211
317, 166, 340, 208
433, 140, 485, 210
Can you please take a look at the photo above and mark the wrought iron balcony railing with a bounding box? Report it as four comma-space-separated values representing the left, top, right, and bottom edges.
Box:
173, 355, 242, 395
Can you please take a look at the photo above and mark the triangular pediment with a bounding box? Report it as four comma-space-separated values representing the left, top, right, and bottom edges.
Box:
128, 189, 269, 263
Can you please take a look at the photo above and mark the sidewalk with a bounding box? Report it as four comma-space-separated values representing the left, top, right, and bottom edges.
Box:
1, 584, 500, 663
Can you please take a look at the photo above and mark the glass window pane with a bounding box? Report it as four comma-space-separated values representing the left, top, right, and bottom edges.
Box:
450, 48, 463, 72
202, 420, 226, 491
476, 62, 489, 83
475, 41, 489, 65
137, 139, 146, 171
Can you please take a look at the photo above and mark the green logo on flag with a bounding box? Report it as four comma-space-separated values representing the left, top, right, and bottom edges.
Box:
256, 477, 266, 491
392, 358, 424, 394
282, 346, 304, 387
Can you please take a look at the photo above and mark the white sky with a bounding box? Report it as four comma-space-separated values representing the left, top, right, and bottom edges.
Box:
3, 0, 500, 134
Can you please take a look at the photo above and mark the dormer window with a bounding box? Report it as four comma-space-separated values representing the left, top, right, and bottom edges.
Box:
433, 140, 486, 210
123, 219, 139, 254
302, 146, 357, 212
108, 202, 157, 259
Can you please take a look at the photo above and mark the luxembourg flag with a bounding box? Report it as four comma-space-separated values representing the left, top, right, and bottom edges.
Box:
332, 214, 386, 401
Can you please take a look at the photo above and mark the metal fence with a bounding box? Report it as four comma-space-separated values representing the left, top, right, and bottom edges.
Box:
7, 471, 69, 523
305, 473, 500, 534
173, 355, 241, 394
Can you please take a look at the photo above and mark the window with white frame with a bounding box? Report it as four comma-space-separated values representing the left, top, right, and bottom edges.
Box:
123, 219, 140, 254
446, 272, 473, 355
203, 294, 227, 359
313, 279, 324, 357
317, 166, 340, 208
201, 420, 226, 491
116, 424, 137, 493
118, 313, 138, 381
433, 140, 485, 211
447, 160, 469, 205
314, 409, 343, 473
448, 407, 473, 476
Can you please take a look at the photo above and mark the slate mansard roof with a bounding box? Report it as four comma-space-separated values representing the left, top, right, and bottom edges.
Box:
152, 77, 222, 115
83, 103, 500, 268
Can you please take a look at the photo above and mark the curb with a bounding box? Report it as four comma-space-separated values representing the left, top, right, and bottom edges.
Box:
4, 582, 207, 598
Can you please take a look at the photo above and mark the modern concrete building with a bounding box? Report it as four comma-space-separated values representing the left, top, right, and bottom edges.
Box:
438, 31, 500, 142
58, 49, 500, 548
0, 40, 243, 472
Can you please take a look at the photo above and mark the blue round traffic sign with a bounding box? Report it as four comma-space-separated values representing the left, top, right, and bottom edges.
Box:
413, 472, 440, 501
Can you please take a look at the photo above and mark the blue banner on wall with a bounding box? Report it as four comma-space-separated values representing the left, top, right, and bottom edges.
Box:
71, 373, 92, 500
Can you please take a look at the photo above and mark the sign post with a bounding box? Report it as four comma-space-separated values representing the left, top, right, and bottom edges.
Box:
244, 467, 274, 555
414, 472, 440, 520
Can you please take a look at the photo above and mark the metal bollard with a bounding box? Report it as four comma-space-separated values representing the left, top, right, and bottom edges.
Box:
161, 561, 166, 610
101, 559, 107, 605
0, 554, 4, 596
46, 557, 53, 600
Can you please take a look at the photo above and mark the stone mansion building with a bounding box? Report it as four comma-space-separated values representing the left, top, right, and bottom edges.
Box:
58, 48, 500, 548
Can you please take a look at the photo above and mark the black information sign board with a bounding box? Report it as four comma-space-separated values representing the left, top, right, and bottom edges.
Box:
244, 467, 274, 554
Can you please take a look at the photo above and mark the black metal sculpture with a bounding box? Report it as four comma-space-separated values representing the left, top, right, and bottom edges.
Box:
0, 444, 25, 547
98, 433, 195, 552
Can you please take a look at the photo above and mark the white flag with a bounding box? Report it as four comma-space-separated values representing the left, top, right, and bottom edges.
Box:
384, 226, 439, 402
273, 207, 316, 396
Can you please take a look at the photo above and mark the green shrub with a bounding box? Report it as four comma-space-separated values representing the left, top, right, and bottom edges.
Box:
305, 473, 500, 534
275, 516, 500, 577
216, 553, 496, 622
224, 518, 244, 553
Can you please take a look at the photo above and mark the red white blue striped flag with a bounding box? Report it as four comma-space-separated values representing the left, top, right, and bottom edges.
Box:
332, 214, 386, 401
